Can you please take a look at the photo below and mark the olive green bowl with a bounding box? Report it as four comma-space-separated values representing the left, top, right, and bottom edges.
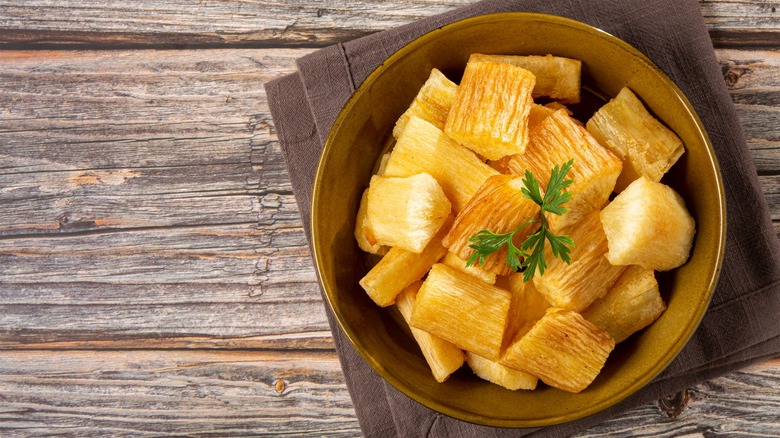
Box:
311, 13, 725, 427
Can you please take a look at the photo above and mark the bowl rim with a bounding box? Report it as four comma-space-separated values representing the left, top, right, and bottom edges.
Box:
311, 12, 726, 428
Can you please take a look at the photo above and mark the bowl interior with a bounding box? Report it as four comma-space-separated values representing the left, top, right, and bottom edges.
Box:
311, 13, 725, 427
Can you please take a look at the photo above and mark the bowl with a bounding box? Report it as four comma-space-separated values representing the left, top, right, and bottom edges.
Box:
311, 13, 726, 427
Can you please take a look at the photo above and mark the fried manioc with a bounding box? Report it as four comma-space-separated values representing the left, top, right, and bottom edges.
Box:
600, 177, 695, 271
533, 211, 627, 312
376, 152, 392, 176
410, 264, 511, 361
528, 104, 556, 131
366, 173, 451, 253
506, 109, 622, 231
359, 217, 452, 307
469, 53, 581, 103
582, 266, 666, 343
443, 175, 540, 276
394, 68, 459, 138
502, 274, 551, 352
466, 352, 537, 391
502, 308, 615, 393
355, 189, 388, 255
396, 282, 465, 382
385, 116, 499, 212
441, 251, 497, 285
445, 60, 535, 160
587, 87, 684, 192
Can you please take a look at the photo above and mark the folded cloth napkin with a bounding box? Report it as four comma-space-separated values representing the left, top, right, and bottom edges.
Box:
265, 0, 780, 435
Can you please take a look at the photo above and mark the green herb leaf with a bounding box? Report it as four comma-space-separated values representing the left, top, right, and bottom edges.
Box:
467, 160, 576, 282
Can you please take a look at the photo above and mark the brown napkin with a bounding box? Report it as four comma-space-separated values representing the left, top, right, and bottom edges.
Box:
265, 0, 780, 435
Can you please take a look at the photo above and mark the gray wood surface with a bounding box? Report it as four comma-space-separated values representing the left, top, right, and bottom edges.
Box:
0, 1, 778, 436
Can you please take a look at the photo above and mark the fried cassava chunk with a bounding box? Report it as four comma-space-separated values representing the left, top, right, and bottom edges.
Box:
582, 266, 666, 343
587, 87, 684, 192
443, 175, 540, 276
394, 68, 459, 138
354, 189, 388, 255
466, 351, 537, 391
533, 211, 627, 312
366, 173, 451, 253
359, 217, 452, 307
396, 282, 465, 382
600, 177, 695, 271
445, 60, 535, 160
502, 308, 615, 393
506, 109, 622, 231
469, 53, 581, 103
411, 264, 511, 361
385, 116, 499, 212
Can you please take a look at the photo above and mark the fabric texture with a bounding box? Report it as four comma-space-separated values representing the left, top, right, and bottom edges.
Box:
264, 0, 780, 435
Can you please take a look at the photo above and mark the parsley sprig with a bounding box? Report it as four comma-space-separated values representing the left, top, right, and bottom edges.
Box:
466, 159, 576, 282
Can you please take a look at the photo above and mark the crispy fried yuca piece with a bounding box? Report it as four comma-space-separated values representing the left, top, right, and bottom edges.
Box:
506, 109, 622, 231
355, 189, 388, 255
502, 308, 615, 393
441, 251, 497, 285
366, 173, 451, 253
528, 104, 556, 131
466, 352, 537, 390
376, 152, 392, 176
486, 105, 555, 175
600, 177, 695, 271
385, 116, 499, 212
396, 282, 465, 382
470, 53, 581, 103
533, 211, 627, 312
484, 103, 563, 174
359, 217, 452, 307
502, 274, 551, 352
445, 60, 535, 160
443, 175, 540, 276
393, 68, 459, 139
544, 101, 571, 114
487, 155, 514, 174
587, 87, 684, 192
582, 266, 666, 343
410, 264, 511, 361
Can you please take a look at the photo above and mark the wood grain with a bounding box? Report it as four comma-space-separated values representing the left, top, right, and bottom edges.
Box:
719, 49, 780, 175
0, 351, 777, 436
575, 359, 780, 437
0, 1, 776, 49
0, 350, 360, 436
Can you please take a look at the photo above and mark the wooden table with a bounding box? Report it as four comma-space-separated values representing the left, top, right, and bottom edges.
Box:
0, 1, 778, 435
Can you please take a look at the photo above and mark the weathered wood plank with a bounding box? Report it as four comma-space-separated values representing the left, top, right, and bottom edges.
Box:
0, 1, 776, 49
576, 358, 780, 437
0, 48, 777, 237
0, 223, 332, 349
718, 49, 780, 174
0, 350, 777, 436
0, 49, 308, 236
0, 164, 296, 235
0, 49, 310, 171
0, 350, 361, 436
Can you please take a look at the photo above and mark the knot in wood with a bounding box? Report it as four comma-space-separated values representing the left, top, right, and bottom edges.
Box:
274, 379, 286, 395
658, 388, 692, 419
724, 68, 742, 88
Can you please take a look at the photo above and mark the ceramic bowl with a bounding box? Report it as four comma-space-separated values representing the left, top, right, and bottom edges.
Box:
311, 13, 725, 427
